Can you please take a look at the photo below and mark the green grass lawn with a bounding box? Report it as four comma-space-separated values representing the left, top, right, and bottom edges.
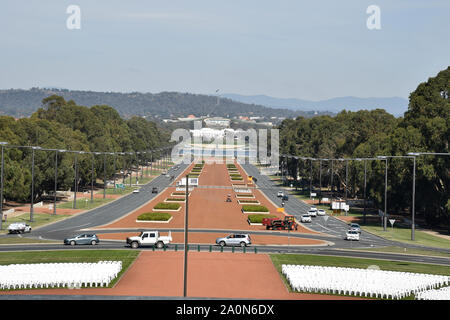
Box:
347, 246, 450, 258
0, 237, 57, 244
362, 226, 450, 249
57, 197, 113, 210
270, 253, 450, 299
0, 213, 68, 235
0, 250, 139, 288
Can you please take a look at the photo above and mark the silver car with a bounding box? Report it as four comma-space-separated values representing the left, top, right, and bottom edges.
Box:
64, 234, 99, 246
216, 234, 251, 247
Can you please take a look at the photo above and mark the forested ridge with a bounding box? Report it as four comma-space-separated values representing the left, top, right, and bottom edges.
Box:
279, 67, 449, 228
0, 95, 169, 202
0, 88, 318, 119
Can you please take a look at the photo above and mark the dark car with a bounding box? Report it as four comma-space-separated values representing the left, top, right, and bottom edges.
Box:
152, 187, 158, 194
282, 195, 289, 201
64, 234, 99, 246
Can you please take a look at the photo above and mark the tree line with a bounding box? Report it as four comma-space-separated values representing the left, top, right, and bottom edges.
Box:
278, 67, 449, 228
0, 95, 170, 203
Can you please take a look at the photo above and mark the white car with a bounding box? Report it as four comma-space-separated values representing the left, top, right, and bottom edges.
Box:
300, 215, 312, 223
307, 210, 317, 217
346, 230, 360, 241
277, 191, 284, 197
8, 222, 32, 234
132, 188, 140, 193
309, 206, 318, 212
317, 209, 326, 216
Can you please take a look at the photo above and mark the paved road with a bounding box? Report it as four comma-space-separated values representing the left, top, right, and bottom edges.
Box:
26, 163, 189, 240
241, 163, 390, 246
241, 162, 450, 255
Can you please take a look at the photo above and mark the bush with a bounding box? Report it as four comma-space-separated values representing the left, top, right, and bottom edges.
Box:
248, 214, 277, 223
229, 174, 242, 178
172, 192, 186, 195
242, 205, 269, 212
166, 198, 185, 202
226, 164, 236, 168
154, 203, 181, 210
239, 200, 259, 204
231, 177, 243, 180
137, 212, 172, 221
236, 194, 254, 197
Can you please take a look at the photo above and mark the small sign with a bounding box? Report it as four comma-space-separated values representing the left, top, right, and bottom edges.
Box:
311, 193, 317, 197
389, 219, 396, 227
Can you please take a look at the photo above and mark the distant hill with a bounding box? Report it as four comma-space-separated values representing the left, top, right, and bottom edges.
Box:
222, 94, 409, 117
0, 88, 331, 120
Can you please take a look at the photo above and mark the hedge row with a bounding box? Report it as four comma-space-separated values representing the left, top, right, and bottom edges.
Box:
165, 198, 185, 202
241, 205, 269, 212
154, 203, 181, 210
247, 214, 277, 223
137, 212, 172, 221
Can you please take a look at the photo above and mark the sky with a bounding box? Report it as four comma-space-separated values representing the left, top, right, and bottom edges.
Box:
0, 0, 449, 101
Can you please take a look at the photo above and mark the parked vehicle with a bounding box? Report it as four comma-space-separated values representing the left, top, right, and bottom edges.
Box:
126, 231, 172, 249
64, 234, 99, 246
348, 223, 361, 233
216, 234, 251, 247
345, 230, 360, 241
262, 215, 298, 230
317, 209, 326, 216
152, 187, 158, 194
8, 223, 32, 234
132, 188, 140, 193
300, 215, 312, 223
307, 209, 317, 217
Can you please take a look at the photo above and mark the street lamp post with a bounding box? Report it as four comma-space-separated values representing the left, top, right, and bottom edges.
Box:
73, 152, 78, 209
0, 142, 8, 229
183, 173, 189, 297
53, 149, 66, 215
103, 153, 107, 199
30, 146, 41, 222
319, 159, 322, 205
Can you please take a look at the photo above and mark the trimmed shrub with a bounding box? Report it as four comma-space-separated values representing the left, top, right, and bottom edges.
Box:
248, 214, 277, 223
236, 194, 254, 197
137, 212, 172, 221
165, 198, 185, 202
242, 205, 269, 212
238, 200, 259, 204
172, 192, 186, 195
154, 203, 181, 210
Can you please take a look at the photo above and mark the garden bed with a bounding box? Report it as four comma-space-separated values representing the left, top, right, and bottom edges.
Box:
153, 202, 181, 212
241, 205, 269, 213
137, 212, 173, 222
238, 199, 260, 204
247, 214, 277, 224
235, 194, 255, 198
164, 198, 186, 202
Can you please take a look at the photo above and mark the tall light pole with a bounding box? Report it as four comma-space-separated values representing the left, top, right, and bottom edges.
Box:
377, 156, 388, 231
407, 152, 450, 240
183, 173, 189, 297
103, 153, 107, 199
380, 155, 421, 237
54, 149, 66, 215
30, 146, 41, 222
0, 142, 8, 229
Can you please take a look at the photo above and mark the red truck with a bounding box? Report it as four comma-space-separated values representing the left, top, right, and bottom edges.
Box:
262, 215, 298, 231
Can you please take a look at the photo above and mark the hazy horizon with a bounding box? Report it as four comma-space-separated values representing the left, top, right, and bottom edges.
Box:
1, 1, 449, 101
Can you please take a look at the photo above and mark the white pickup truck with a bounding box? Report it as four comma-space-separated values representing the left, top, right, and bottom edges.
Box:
126, 231, 172, 249
8, 222, 32, 234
